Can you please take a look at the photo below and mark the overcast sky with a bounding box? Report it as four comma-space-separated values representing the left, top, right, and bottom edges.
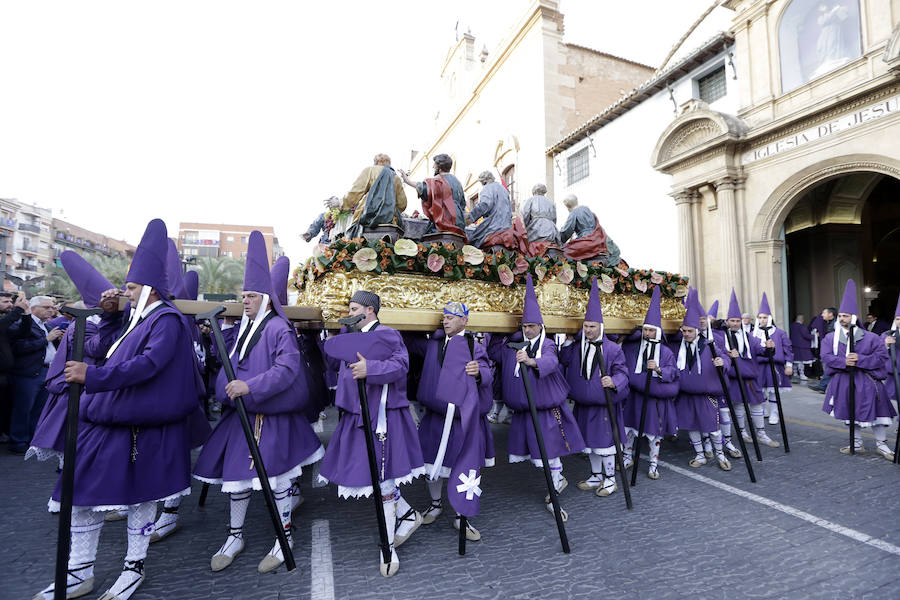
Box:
0, 0, 730, 271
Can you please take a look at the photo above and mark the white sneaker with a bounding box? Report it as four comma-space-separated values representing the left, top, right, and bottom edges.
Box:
740, 430, 753, 443
768, 413, 780, 425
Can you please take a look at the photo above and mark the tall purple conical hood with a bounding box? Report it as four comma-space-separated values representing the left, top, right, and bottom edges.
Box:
165, 238, 188, 300
60, 251, 114, 308
270, 256, 290, 307
584, 277, 603, 323
727, 288, 742, 320
126, 219, 169, 296
244, 230, 286, 321
895, 293, 900, 318
644, 286, 662, 329
838, 279, 859, 316
184, 270, 199, 301
521, 273, 543, 324
682, 286, 693, 307
708, 300, 719, 319
758, 292, 772, 316
682, 289, 702, 329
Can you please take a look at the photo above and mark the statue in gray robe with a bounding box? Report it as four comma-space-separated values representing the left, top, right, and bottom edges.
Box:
521, 183, 559, 244
466, 171, 512, 247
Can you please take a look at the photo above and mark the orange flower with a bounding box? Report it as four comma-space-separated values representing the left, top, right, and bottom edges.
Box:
382, 247, 393, 256
464, 267, 475, 278
406, 259, 415, 269
443, 265, 453, 274
482, 265, 491, 274
379, 258, 390, 269
324, 249, 334, 259
456, 254, 465, 265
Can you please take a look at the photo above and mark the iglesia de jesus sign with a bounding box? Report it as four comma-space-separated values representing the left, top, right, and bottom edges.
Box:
743, 93, 900, 164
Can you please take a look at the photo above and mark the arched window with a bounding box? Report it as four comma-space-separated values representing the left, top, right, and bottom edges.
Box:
779, 0, 862, 93
502, 165, 516, 213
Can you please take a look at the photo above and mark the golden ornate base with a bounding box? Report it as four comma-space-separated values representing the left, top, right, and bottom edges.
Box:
297, 272, 685, 333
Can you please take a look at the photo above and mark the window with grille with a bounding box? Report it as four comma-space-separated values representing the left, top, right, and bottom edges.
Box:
567, 147, 589, 186
697, 67, 726, 104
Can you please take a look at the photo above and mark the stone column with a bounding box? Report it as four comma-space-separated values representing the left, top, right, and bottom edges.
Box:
672, 190, 697, 279
715, 177, 743, 300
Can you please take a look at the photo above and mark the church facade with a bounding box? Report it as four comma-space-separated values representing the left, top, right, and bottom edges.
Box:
652, 0, 900, 322
405, 0, 653, 211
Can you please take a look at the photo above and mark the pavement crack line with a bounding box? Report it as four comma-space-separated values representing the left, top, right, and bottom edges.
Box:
657, 459, 900, 557
310, 519, 335, 600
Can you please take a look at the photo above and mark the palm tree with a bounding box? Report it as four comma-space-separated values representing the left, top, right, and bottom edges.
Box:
44, 264, 79, 300
86, 254, 130, 288
192, 256, 244, 296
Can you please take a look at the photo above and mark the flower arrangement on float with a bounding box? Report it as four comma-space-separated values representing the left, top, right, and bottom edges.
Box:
293, 237, 688, 298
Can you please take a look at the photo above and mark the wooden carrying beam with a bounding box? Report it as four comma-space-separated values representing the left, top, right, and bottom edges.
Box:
118, 299, 679, 333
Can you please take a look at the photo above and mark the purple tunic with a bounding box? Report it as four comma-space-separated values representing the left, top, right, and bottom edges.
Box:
559, 333, 628, 451
51, 305, 197, 509
723, 330, 764, 405
319, 324, 424, 496
29, 317, 121, 460
489, 333, 585, 462
675, 340, 729, 433
193, 313, 325, 491
821, 329, 897, 425
790, 322, 814, 362
406, 331, 495, 474
881, 330, 899, 400
622, 339, 680, 437
754, 327, 793, 389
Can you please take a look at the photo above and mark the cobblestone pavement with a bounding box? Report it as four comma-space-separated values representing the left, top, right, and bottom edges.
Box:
3, 385, 900, 600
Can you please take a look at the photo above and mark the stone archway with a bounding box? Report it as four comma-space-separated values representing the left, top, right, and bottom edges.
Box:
752, 155, 900, 322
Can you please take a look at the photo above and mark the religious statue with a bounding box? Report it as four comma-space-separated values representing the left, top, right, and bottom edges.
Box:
465, 171, 512, 248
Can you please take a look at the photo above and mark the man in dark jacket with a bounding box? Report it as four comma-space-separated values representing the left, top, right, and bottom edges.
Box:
0, 292, 29, 443
8, 295, 63, 454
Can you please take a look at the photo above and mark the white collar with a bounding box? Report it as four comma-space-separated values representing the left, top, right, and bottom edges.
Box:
361, 319, 379, 332
141, 300, 163, 318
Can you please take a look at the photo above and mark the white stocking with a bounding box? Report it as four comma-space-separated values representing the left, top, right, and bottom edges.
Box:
427, 478, 443, 503
874, 424, 889, 444
155, 496, 180, 531
586, 454, 604, 485
719, 407, 733, 445
548, 457, 563, 490
34, 509, 104, 599
647, 435, 661, 468
102, 502, 155, 600
733, 403, 747, 431
262, 483, 294, 564
623, 430, 635, 461
687, 430, 703, 457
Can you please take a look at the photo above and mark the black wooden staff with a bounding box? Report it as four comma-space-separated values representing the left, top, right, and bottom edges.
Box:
631, 341, 656, 488
55, 306, 103, 600
848, 324, 857, 455
337, 315, 393, 568
198, 307, 295, 571
762, 328, 790, 453
889, 332, 900, 464
707, 339, 756, 483
727, 329, 763, 462
458, 515, 467, 556
507, 341, 570, 553
592, 340, 633, 509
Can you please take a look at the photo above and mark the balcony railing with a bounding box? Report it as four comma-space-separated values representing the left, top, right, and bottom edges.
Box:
181, 237, 219, 246
54, 232, 110, 254
0, 218, 15, 230
18, 222, 40, 233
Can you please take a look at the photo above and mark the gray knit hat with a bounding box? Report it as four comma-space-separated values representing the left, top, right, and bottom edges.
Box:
350, 290, 381, 314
